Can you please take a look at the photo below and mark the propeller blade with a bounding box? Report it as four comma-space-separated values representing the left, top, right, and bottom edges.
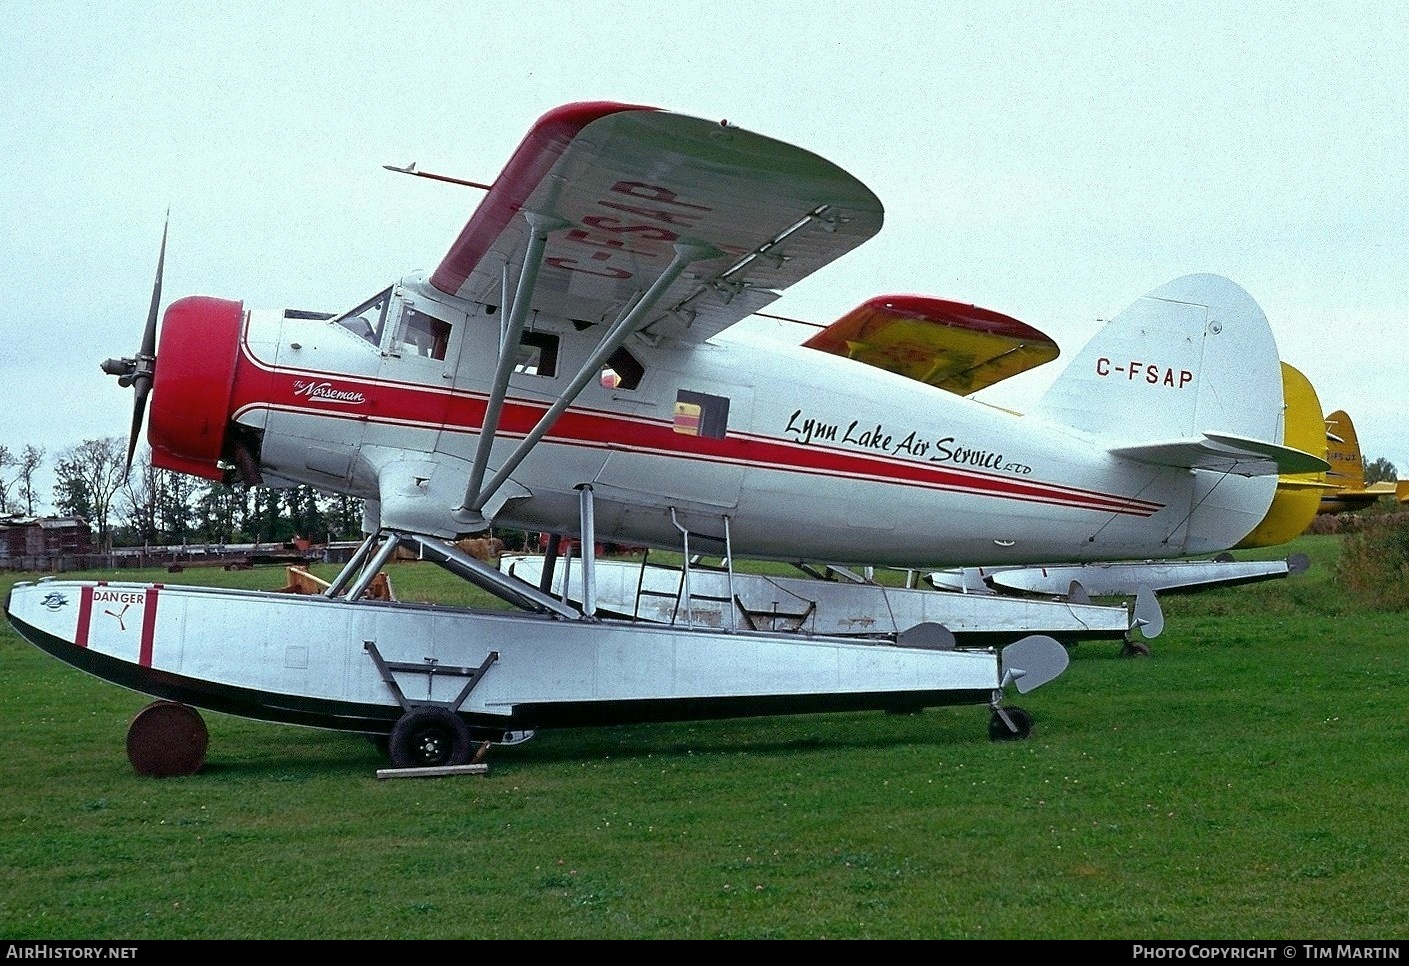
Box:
124, 215, 167, 475
126, 376, 152, 474
140, 214, 168, 358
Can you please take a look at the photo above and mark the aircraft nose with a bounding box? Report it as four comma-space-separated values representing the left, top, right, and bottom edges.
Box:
147, 295, 245, 480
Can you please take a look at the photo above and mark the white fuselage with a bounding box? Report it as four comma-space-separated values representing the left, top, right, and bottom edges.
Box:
231, 278, 1274, 568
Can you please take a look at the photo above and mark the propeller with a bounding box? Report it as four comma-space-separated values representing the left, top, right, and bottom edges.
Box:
101, 215, 167, 474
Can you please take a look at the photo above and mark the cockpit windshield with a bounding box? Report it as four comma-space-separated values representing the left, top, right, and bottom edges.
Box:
332, 287, 393, 345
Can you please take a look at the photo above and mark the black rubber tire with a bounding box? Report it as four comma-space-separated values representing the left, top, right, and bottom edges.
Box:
388, 707, 473, 768
988, 706, 1034, 742
1121, 640, 1153, 658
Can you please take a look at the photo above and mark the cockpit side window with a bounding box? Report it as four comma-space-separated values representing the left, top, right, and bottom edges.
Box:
332, 287, 392, 346
398, 308, 453, 361
600, 346, 644, 390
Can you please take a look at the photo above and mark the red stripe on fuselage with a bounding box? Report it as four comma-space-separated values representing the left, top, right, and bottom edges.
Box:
232, 351, 1165, 518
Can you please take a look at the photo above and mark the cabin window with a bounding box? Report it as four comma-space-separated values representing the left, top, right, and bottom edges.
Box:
399, 308, 453, 360
674, 389, 730, 439
600, 347, 644, 390
332, 287, 392, 346
515, 332, 559, 377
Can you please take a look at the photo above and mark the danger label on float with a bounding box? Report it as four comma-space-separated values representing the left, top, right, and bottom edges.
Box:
78, 585, 161, 667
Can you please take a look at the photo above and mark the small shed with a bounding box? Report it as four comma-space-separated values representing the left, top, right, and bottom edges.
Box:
0, 515, 95, 559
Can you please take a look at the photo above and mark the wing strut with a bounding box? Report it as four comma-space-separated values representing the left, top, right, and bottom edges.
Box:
456, 240, 719, 523
464, 212, 566, 507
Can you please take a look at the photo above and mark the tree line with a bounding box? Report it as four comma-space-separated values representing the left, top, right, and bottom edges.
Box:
3, 436, 1401, 552
1364, 456, 1398, 486
0, 443, 45, 517
1, 437, 364, 550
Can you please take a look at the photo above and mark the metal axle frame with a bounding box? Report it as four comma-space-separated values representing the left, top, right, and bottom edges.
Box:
364, 642, 499, 714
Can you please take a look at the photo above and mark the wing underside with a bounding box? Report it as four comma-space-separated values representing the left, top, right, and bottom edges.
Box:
430, 102, 885, 344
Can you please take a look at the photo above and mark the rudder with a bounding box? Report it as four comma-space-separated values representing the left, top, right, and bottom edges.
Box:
1031, 274, 1284, 448
1323, 409, 1367, 491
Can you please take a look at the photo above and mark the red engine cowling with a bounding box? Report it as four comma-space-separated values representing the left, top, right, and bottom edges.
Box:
148, 295, 244, 481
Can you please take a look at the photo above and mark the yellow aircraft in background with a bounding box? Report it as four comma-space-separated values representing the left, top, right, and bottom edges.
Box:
1235, 363, 1330, 547
1319, 409, 1405, 514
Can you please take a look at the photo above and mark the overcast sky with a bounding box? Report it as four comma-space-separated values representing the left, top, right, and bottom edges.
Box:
2, 0, 1405, 509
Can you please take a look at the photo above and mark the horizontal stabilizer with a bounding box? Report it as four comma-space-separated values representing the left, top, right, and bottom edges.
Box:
1270, 478, 1340, 492
1110, 433, 1330, 477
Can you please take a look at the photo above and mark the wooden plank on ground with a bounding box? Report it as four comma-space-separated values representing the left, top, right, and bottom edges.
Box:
376, 763, 489, 780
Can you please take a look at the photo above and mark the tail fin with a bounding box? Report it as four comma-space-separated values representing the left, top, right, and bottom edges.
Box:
1323, 409, 1367, 490
1032, 274, 1285, 450
1235, 363, 1330, 548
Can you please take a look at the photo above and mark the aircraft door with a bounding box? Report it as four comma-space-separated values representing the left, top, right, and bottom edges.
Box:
592, 383, 751, 529
368, 293, 466, 457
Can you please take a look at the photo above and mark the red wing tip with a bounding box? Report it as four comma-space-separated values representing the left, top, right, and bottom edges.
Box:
533, 100, 658, 128
429, 101, 658, 297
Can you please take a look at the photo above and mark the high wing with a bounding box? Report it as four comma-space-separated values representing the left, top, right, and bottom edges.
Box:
801, 295, 1059, 395
429, 102, 884, 344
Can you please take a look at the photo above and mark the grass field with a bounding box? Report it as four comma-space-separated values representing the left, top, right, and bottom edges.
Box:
3, 535, 1406, 939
